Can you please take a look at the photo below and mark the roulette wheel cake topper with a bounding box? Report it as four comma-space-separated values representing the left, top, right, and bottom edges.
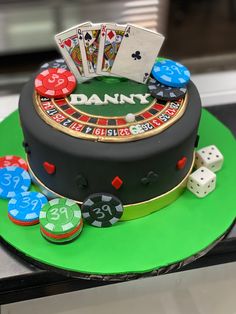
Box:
34, 78, 188, 143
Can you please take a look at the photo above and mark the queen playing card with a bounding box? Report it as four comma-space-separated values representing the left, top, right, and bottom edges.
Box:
77, 24, 102, 77
55, 22, 91, 82
96, 23, 126, 76
110, 24, 165, 84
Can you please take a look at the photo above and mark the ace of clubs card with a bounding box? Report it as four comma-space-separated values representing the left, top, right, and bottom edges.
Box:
77, 24, 101, 77
96, 23, 126, 76
55, 22, 91, 82
111, 24, 165, 84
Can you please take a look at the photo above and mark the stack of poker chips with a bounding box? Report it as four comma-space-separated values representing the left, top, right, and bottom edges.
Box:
39, 198, 83, 243
148, 58, 190, 101
0, 157, 47, 226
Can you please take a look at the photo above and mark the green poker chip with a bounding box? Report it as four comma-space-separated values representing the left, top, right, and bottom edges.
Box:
39, 198, 82, 235
41, 227, 82, 244
155, 56, 167, 62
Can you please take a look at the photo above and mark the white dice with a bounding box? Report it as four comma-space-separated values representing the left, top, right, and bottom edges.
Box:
187, 166, 216, 198
195, 145, 224, 172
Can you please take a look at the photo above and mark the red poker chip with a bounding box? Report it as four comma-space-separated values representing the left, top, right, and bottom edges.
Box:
0, 155, 28, 170
35, 68, 76, 98
8, 213, 39, 226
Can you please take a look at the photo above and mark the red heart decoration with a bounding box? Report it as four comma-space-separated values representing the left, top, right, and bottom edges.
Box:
43, 162, 56, 174
64, 39, 72, 47
177, 157, 187, 170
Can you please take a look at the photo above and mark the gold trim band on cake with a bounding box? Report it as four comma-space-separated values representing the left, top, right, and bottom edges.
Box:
27, 154, 195, 221
34, 92, 188, 143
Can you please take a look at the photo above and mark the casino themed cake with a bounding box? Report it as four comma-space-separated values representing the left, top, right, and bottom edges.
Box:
0, 22, 227, 254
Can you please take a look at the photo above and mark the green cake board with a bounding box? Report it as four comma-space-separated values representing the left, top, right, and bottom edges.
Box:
0, 109, 236, 279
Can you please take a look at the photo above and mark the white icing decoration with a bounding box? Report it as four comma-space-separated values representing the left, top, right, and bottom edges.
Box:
87, 94, 103, 105
103, 94, 119, 104
69, 93, 151, 105
70, 94, 88, 105
120, 94, 135, 104
133, 93, 151, 104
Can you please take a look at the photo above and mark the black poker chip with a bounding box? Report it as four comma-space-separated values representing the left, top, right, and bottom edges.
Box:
81, 193, 124, 228
148, 78, 187, 101
40, 59, 69, 70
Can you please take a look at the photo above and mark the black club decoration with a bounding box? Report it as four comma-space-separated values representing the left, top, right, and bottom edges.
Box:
132, 51, 142, 61
141, 171, 159, 185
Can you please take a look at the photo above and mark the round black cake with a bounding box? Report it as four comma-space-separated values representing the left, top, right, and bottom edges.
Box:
19, 60, 201, 221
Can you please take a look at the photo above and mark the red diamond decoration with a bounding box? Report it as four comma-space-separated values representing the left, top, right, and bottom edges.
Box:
176, 157, 187, 170
111, 176, 123, 190
108, 30, 115, 40
43, 161, 56, 174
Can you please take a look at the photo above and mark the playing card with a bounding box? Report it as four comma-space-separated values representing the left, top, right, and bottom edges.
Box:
110, 24, 165, 84
77, 24, 101, 77
96, 23, 126, 76
55, 22, 91, 82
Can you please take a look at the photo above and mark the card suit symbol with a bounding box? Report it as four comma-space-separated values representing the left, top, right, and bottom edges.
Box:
102, 25, 106, 36
195, 135, 200, 148
125, 27, 131, 37
79, 35, 83, 40
111, 176, 123, 190
22, 141, 31, 154
176, 157, 187, 170
132, 51, 141, 61
85, 32, 92, 42
148, 171, 158, 183
141, 171, 158, 185
141, 177, 149, 185
43, 162, 56, 175
143, 72, 149, 83
107, 30, 115, 40
64, 39, 72, 47
75, 174, 88, 189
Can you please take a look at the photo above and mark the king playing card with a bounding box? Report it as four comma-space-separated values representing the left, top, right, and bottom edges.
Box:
77, 24, 102, 77
96, 23, 126, 76
110, 24, 165, 84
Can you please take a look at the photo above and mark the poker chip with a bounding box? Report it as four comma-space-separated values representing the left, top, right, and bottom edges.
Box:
155, 57, 167, 62
35, 68, 76, 98
40, 224, 83, 244
0, 167, 31, 199
40, 220, 83, 243
148, 78, 187, 101
0, 155, 28, 170
151, 59, 190, 88
39, 198, 82, 235
81, 193, 123, 227
8, 214, 40, 226
40, 59, 68, 70
8, 191, 48, 225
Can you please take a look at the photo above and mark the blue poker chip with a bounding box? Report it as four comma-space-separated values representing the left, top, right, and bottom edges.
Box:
8, 191, 48, 223
0, 166, 31, 199
151, 59, 190, 88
